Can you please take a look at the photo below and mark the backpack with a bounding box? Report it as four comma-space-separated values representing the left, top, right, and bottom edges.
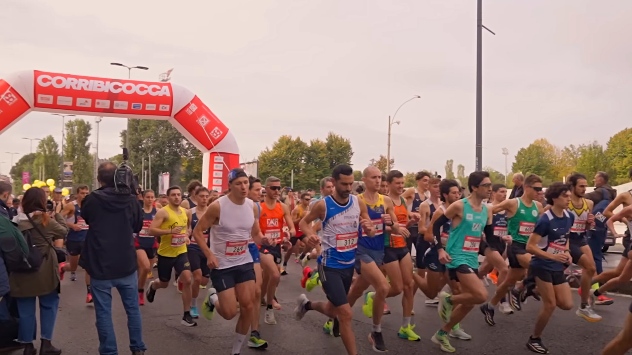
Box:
0, 216, 43, 273
592, 188, 612, 234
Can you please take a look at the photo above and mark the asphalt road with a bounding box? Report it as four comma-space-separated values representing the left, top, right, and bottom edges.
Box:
7, 259, 631, 355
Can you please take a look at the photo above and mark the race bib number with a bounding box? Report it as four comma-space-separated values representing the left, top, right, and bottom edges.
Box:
170, 234, 186, 247
518, 222, 535, 236
265, 229, 281, 242
225, 240, 248, 256
493, 226, 508, 237
361, 219, 384, 237
77, 217, 89, 231
548, 242, 566, 255
139, 220, 152, 237
462, 235, 480, 252
570, 220, 586, 234
336, 232, 358, 252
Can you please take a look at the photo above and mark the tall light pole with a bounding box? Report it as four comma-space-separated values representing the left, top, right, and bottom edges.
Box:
22, 138, 42, 154
110, 62, 149, 150
475, 0, 496, 171
52, 114, 75, 185
5, 152, 19, 170
502, 147, 509, 185
94, 117, 102, 190
387, 95, 421, 171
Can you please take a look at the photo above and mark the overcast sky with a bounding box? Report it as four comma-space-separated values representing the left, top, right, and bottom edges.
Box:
1, 0, 630, 178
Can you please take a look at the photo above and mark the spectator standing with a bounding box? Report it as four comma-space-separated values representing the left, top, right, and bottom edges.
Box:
509, 173, 524, 199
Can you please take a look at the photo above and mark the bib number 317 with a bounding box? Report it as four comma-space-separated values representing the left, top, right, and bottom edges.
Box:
336, 233, 358, 252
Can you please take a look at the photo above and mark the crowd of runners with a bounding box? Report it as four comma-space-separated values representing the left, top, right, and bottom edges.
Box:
55, 165, 632, 355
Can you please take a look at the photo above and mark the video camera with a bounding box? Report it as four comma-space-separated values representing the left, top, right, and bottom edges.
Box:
114, 148, 140, 195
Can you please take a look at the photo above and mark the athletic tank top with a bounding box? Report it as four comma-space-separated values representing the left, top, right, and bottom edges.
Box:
157, 206, 188, 257
259, 201, 285, 244
67, 201, 88, 242
189, 207, 210, 249
491, 207, 508, 244
446, 199, 488, 270
357, 193, 386, 251
187, 197, 197, 209
209, 196, 254, 270
568, 198, 589, 241
507, 197, 539, 244
408, 191, 425, 227
294, 205, 307, 238
319, 195, 360, 269
136, 207, 157, 249
386, 197, 408, 248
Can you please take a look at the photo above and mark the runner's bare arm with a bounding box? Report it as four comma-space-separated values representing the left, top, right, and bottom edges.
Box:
443, 200, 464, 223
282, 203, 296, 237
358, 198, 376, 237
535, 201, 545, 215
604, 194, 629, 219
418, 203, 430, 235
251, 204, 264, 246
606, 205, 632, 237
402, 187, 414, 204
492, 198, 517, 216
424, 207, 444, 243
148, 209, 176, 236
383, 196, 406, 236
300, 200, 326, 249
181, 199, 190, 209
194, 201, 220, 259
155, 202, 163, 209
291, 206, 300, 222
586, 199, 595, 228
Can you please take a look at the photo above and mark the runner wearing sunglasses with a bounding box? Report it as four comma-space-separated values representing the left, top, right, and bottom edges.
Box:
481, 174, 544, 323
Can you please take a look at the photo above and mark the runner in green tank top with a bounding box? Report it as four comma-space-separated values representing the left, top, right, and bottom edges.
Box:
484, 174, 544, 317
429, 172, 494, 353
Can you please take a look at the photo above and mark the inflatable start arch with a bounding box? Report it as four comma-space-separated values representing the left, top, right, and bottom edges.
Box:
0, 70, 239, 191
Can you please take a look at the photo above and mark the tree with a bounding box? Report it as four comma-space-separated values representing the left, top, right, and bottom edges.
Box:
9, 153, 37, 194
513, 141, 554, 180
33, 135, 61, 182
445, 159, 456, 180
258, 135, 310, 190
457, 164, 467, 186
121, 120, 189, 189
64, 119, 93, 187
353, 170, 363, 181
325, 132, 354, 169
484, 166, 506, 185
576, 142, 612, 179
404, 172, 416, 187
372, 155, 394, 173
605, 128, 632, 184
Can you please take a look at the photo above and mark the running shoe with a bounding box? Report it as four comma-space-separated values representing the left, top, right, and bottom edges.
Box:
437, 291, 453, 323
248, 331, 268, 349
526, 336, 549, 354
368, 332, 387, 352
362, 291, 375, 318
190, 306, 199, 319
398, 325, 421, 341
181, 312, 197, 327
449, 324, 472, 340
431, 330, 455, 353
480, 303, 495, 326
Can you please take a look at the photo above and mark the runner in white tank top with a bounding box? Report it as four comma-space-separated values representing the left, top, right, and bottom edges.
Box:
191, 168, 269, 355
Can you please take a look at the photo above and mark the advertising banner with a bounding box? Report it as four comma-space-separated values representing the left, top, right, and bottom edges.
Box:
158, 172, 170, 195
173, 95, 229, 151
63, 162, 73, 183
21, 171, 30, 184
0, 79, 31, 132
33, 71, 173, 117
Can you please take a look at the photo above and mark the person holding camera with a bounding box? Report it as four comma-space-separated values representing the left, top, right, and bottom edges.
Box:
10, 187, 67, 355
79, 162, 146, 355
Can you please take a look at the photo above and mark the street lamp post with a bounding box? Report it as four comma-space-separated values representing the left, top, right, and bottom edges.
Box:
52, 114, 75, 186
110, 63, 149, 150
22, 138, 42, 154
5, 152, 19, 170
94, 117, 102, 190
475, 0, 495, 171
387, 95, 421, 171
502, 147, 509, 185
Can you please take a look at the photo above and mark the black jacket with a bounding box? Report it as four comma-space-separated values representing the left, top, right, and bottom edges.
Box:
79, 187, 143, 280
0, 201, 11, 220
509, 185, 524, 199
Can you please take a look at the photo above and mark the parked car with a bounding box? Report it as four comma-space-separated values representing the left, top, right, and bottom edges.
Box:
603, 229, 631, 253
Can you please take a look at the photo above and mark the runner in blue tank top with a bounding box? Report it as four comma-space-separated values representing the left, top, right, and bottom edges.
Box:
295, 165, 375, 355
430, 172, 494, 353
524, 182, 575, 354
60, 185, 93, 302
135, 189, 158, 306
345, 166, 406, 351
186, 187, 211, 319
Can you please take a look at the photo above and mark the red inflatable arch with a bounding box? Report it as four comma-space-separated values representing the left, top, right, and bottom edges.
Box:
0, 70, 239, 191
